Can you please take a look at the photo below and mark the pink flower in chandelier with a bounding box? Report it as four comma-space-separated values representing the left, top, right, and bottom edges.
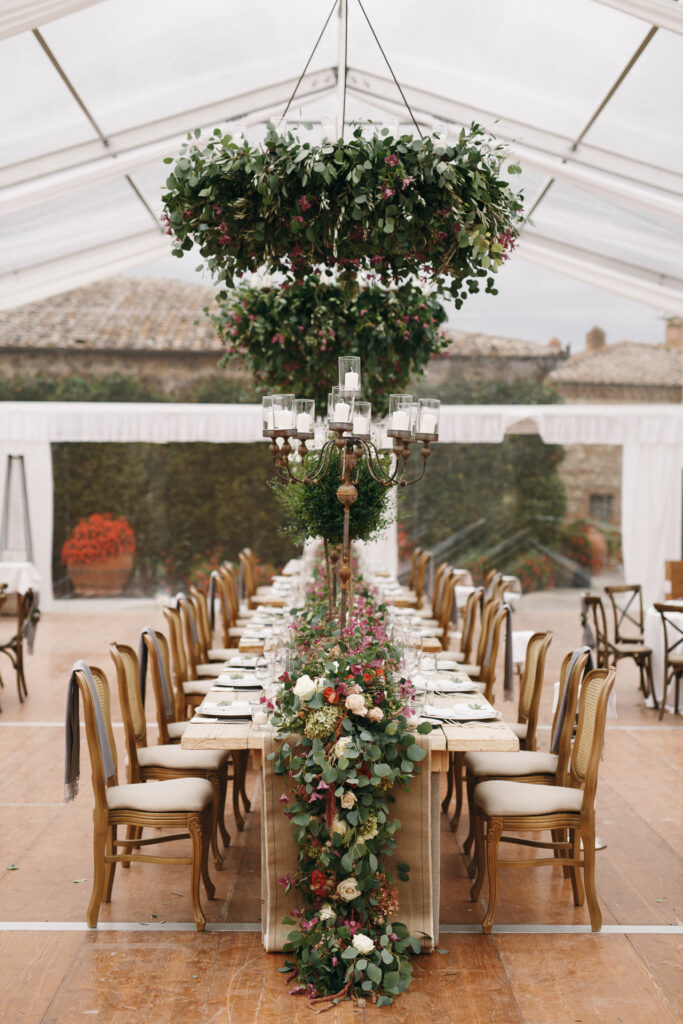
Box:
384, 153, 399, 167
298, 195, 313, 212
382, 187, 395, 200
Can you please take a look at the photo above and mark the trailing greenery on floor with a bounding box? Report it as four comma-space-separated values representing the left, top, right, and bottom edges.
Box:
270, 562, 431, 1008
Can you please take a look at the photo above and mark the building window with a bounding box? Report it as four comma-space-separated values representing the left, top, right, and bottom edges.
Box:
589, 493, 614, 523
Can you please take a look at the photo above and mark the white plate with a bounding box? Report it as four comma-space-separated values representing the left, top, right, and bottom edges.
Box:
423, 702, 502, 722
200, 701, 253, 718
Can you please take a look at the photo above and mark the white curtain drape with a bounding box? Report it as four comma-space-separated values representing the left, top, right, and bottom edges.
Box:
621, 442, 683, 606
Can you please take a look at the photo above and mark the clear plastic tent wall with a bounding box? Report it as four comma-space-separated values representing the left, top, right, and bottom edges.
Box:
0, 0, 682, 312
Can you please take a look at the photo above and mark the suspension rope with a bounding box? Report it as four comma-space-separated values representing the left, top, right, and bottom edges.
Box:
282, 0, 339, 119
355, 0, 423, 138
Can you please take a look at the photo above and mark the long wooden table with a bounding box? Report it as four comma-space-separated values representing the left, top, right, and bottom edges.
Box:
182, 685, 519, 949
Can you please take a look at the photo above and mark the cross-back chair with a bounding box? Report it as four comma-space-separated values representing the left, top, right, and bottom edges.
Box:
0, 587, 35, 703
110, 642, 230, 869
604, 584, 655, 702
582, 594, 611, 671
469, 666, 616, 934
70, 663, 215, 931
653, 603, 683, 718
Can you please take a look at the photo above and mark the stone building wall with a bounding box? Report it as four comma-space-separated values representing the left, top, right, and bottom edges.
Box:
559, 443, 622, 524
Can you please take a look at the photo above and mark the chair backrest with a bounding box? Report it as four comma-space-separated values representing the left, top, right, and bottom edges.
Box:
551, 648, 590, 783
479, 604, 508, 703
109, 642, 146, 781
220, 563, 240, 624
583, 594, 610, 668
415, 551, 431, 603
491, 575, 507, 601
162, 604, 192, 712
654, 603, 683, 674
16, 588, 35, 641
568, 667, 616, 812
605, 584, 644, 643
516, 631, 552, 750
407, 547, 422, 591
210, 570, 233, 647
73, 664, 119, 809
178, 593, 202, 676
460, 586, 483, 662
437, 570, 456, 647
239, 548, 257, 601
475, 597, 502, 668
431, 562, 449, 619
142, 629, 177, 742
190, 585, 212, 652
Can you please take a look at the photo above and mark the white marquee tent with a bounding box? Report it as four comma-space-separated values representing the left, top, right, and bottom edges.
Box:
1, 0, 682, 312
0, 0, 682, 606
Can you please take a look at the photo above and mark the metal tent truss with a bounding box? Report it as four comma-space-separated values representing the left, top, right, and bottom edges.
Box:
0, 0, 681, 313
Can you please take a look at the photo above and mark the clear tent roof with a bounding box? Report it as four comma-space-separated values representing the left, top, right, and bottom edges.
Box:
1, 0, 682, 315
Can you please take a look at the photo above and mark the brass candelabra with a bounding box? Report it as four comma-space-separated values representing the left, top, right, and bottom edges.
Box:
263, 358, 440, 627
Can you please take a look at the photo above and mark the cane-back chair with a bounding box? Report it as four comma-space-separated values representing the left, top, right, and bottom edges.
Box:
414, 550, 431, 606
161, 607, 213, 719
604, 584, 655, 702
469, 667, 615, 934
178, 594, 223, 679
72, 663, 215, 931
190, 585, 232, 661
506, 630, 553, 751
110, 642, 230, 869
653, 603, 683, 718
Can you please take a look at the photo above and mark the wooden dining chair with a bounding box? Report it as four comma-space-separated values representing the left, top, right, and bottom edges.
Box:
414, 550, 431, 606
190, 585, 233, 662
505, 630, 553, 751
469, 667, 615, 934
161, 608, 251, 830
462, 644, 583, 867
604, 584, 655, 702
408, 547, 423, 593
71, 663, 215, 931
110, 642, 231, 868
653, 603, 683, 718
582, 594, 611, 671
0, 588, 36, 703
178, 594, 224, 679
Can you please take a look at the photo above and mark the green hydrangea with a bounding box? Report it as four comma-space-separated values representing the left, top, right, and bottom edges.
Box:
357, 811, 379, 842
304, 705, 342, 740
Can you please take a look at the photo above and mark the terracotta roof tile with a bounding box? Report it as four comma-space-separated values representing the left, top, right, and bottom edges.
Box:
548, 340, 682, 388
0, 276, 221, 352
442, 329, 562, 358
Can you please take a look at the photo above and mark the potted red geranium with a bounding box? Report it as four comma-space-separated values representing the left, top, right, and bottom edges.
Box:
61, 513, 136, 596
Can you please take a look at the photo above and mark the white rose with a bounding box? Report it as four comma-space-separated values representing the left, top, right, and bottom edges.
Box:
332, 817, 348, 837
345, 693, 367, 716
293, 674, 317, 701
352, 933, 375, 955
367, 707, 384, 723
336, 877, 361, 902
340, 791, 356, 809
319, 904, 335, 921
330, 660, 339, 672
334, 737, 350, 758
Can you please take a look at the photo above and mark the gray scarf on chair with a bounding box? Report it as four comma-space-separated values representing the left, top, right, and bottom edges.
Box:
64, 660, 114, 803
138, 627, 173, 720
208, 572, 221, 632
503, 604, 514, 701
580, 595, 596, 649
550, 645, 594, 754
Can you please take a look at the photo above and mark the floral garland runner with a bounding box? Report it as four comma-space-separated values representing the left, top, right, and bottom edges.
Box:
269, 563, 433, 1008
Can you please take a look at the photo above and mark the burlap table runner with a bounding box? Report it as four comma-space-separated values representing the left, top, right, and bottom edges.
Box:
261, 730, 438, 952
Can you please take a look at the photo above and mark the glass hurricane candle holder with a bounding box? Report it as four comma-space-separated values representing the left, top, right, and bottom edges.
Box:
328, 386, 354, 430
416, 398, 440, 440
351, 401, 372, 440
338, 356, 361, 396
294, 398, 315, 439
271, 393, 296, 433
387, 393, 414, 436
262, 395, 276, 437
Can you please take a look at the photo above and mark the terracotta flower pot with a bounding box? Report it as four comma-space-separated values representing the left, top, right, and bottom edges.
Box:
67, 553, 134, 597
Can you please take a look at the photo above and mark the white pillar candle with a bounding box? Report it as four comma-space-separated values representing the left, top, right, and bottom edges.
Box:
344, 371, 360, 390
352, 415, 368, 435
274, 409, 294, 429
296, 412, 312, 433
334, 402, 351, 422
266, 409, 275, 430
252, 710, 268, 725
391, 410, 410, 431
421, 413, 437, 434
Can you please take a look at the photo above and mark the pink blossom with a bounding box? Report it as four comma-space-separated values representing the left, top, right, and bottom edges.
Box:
382, 187, 395, 200
384, 153, 399, 167
298, 195, 313, 212
401, 176, 413, 190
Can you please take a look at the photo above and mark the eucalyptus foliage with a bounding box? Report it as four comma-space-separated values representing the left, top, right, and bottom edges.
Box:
162, 123, 524, 304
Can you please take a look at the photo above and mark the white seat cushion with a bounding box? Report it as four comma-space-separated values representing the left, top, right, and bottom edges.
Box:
107, 777, 213, 812
167, 721, 189, 740
456, 663, 481, 676
196, 663, 224, 677
182, 678, 214, 696
508, 721, 528, 741
465, 750, 558, 778
138, 744, 228, 771
474, 779, 583, 817
208, 647, 233, 660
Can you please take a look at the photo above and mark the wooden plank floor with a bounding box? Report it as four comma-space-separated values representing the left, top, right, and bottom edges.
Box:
0, 595, 682, 1023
